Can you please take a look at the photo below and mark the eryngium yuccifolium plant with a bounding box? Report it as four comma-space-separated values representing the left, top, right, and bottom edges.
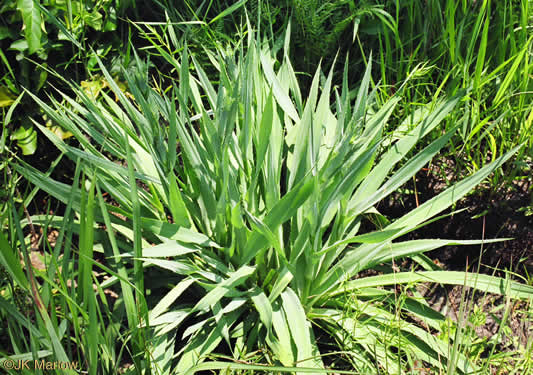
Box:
15, 29, 533, 374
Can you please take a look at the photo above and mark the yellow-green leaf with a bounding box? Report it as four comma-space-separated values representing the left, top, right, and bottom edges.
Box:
0, 86, 16, 107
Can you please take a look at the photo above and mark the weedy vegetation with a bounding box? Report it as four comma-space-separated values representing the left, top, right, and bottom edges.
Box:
0, 1, 532, 374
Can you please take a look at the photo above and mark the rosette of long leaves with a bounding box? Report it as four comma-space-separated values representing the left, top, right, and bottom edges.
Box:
14, 30, 533, 374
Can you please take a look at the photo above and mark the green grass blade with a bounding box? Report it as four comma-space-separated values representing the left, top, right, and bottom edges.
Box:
342, 270, 533, 299
281, 288, 324, 372
493, 36, 532, 106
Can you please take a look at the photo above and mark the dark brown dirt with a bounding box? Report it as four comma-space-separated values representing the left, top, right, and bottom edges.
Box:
378, 167, 533, 276
377, 164, 533, 362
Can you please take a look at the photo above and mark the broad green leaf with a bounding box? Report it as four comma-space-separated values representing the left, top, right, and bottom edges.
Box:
10, 163, 79, 215
176, 310, 241, 373
192, 266, 255, 313
35, 124, 159, 183
139, 241, 200, 258
350, 92, 463, 211
269, 266, 294, 303
140, 218, 220, 247
271, 301, 296, 366
184, 361, 358, 375
11, 124, 37, 155
340, 271, 533, 300
389, 146, 519, 235
318, 228, 403, 255
317, 146, 520, 298
251, 288, 273, 334
149, 332, 174, 375
150, 278, 195, 321
260, 50, 300, 122
140, 258, 196, 275
366, 238, 509, 268
167, 171, 192, 228
241, 178, 315, 266
17, 0, 42, 54
252, 89, 274, 187
281, 288, 324, 372
349, 123, 460, 216
149, 311, 189, 327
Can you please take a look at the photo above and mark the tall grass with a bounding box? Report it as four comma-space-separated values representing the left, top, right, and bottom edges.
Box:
156, 0, 532, 194
1, 25, 532, 374
366, 0, 532, 190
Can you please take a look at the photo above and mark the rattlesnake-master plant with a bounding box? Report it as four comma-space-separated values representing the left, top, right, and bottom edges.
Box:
15, 31, 533, 374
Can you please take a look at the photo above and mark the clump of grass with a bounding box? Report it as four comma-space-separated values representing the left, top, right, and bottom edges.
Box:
155, 0, 532, 201
368, 0, 533, 194
2, 24, 533, 375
